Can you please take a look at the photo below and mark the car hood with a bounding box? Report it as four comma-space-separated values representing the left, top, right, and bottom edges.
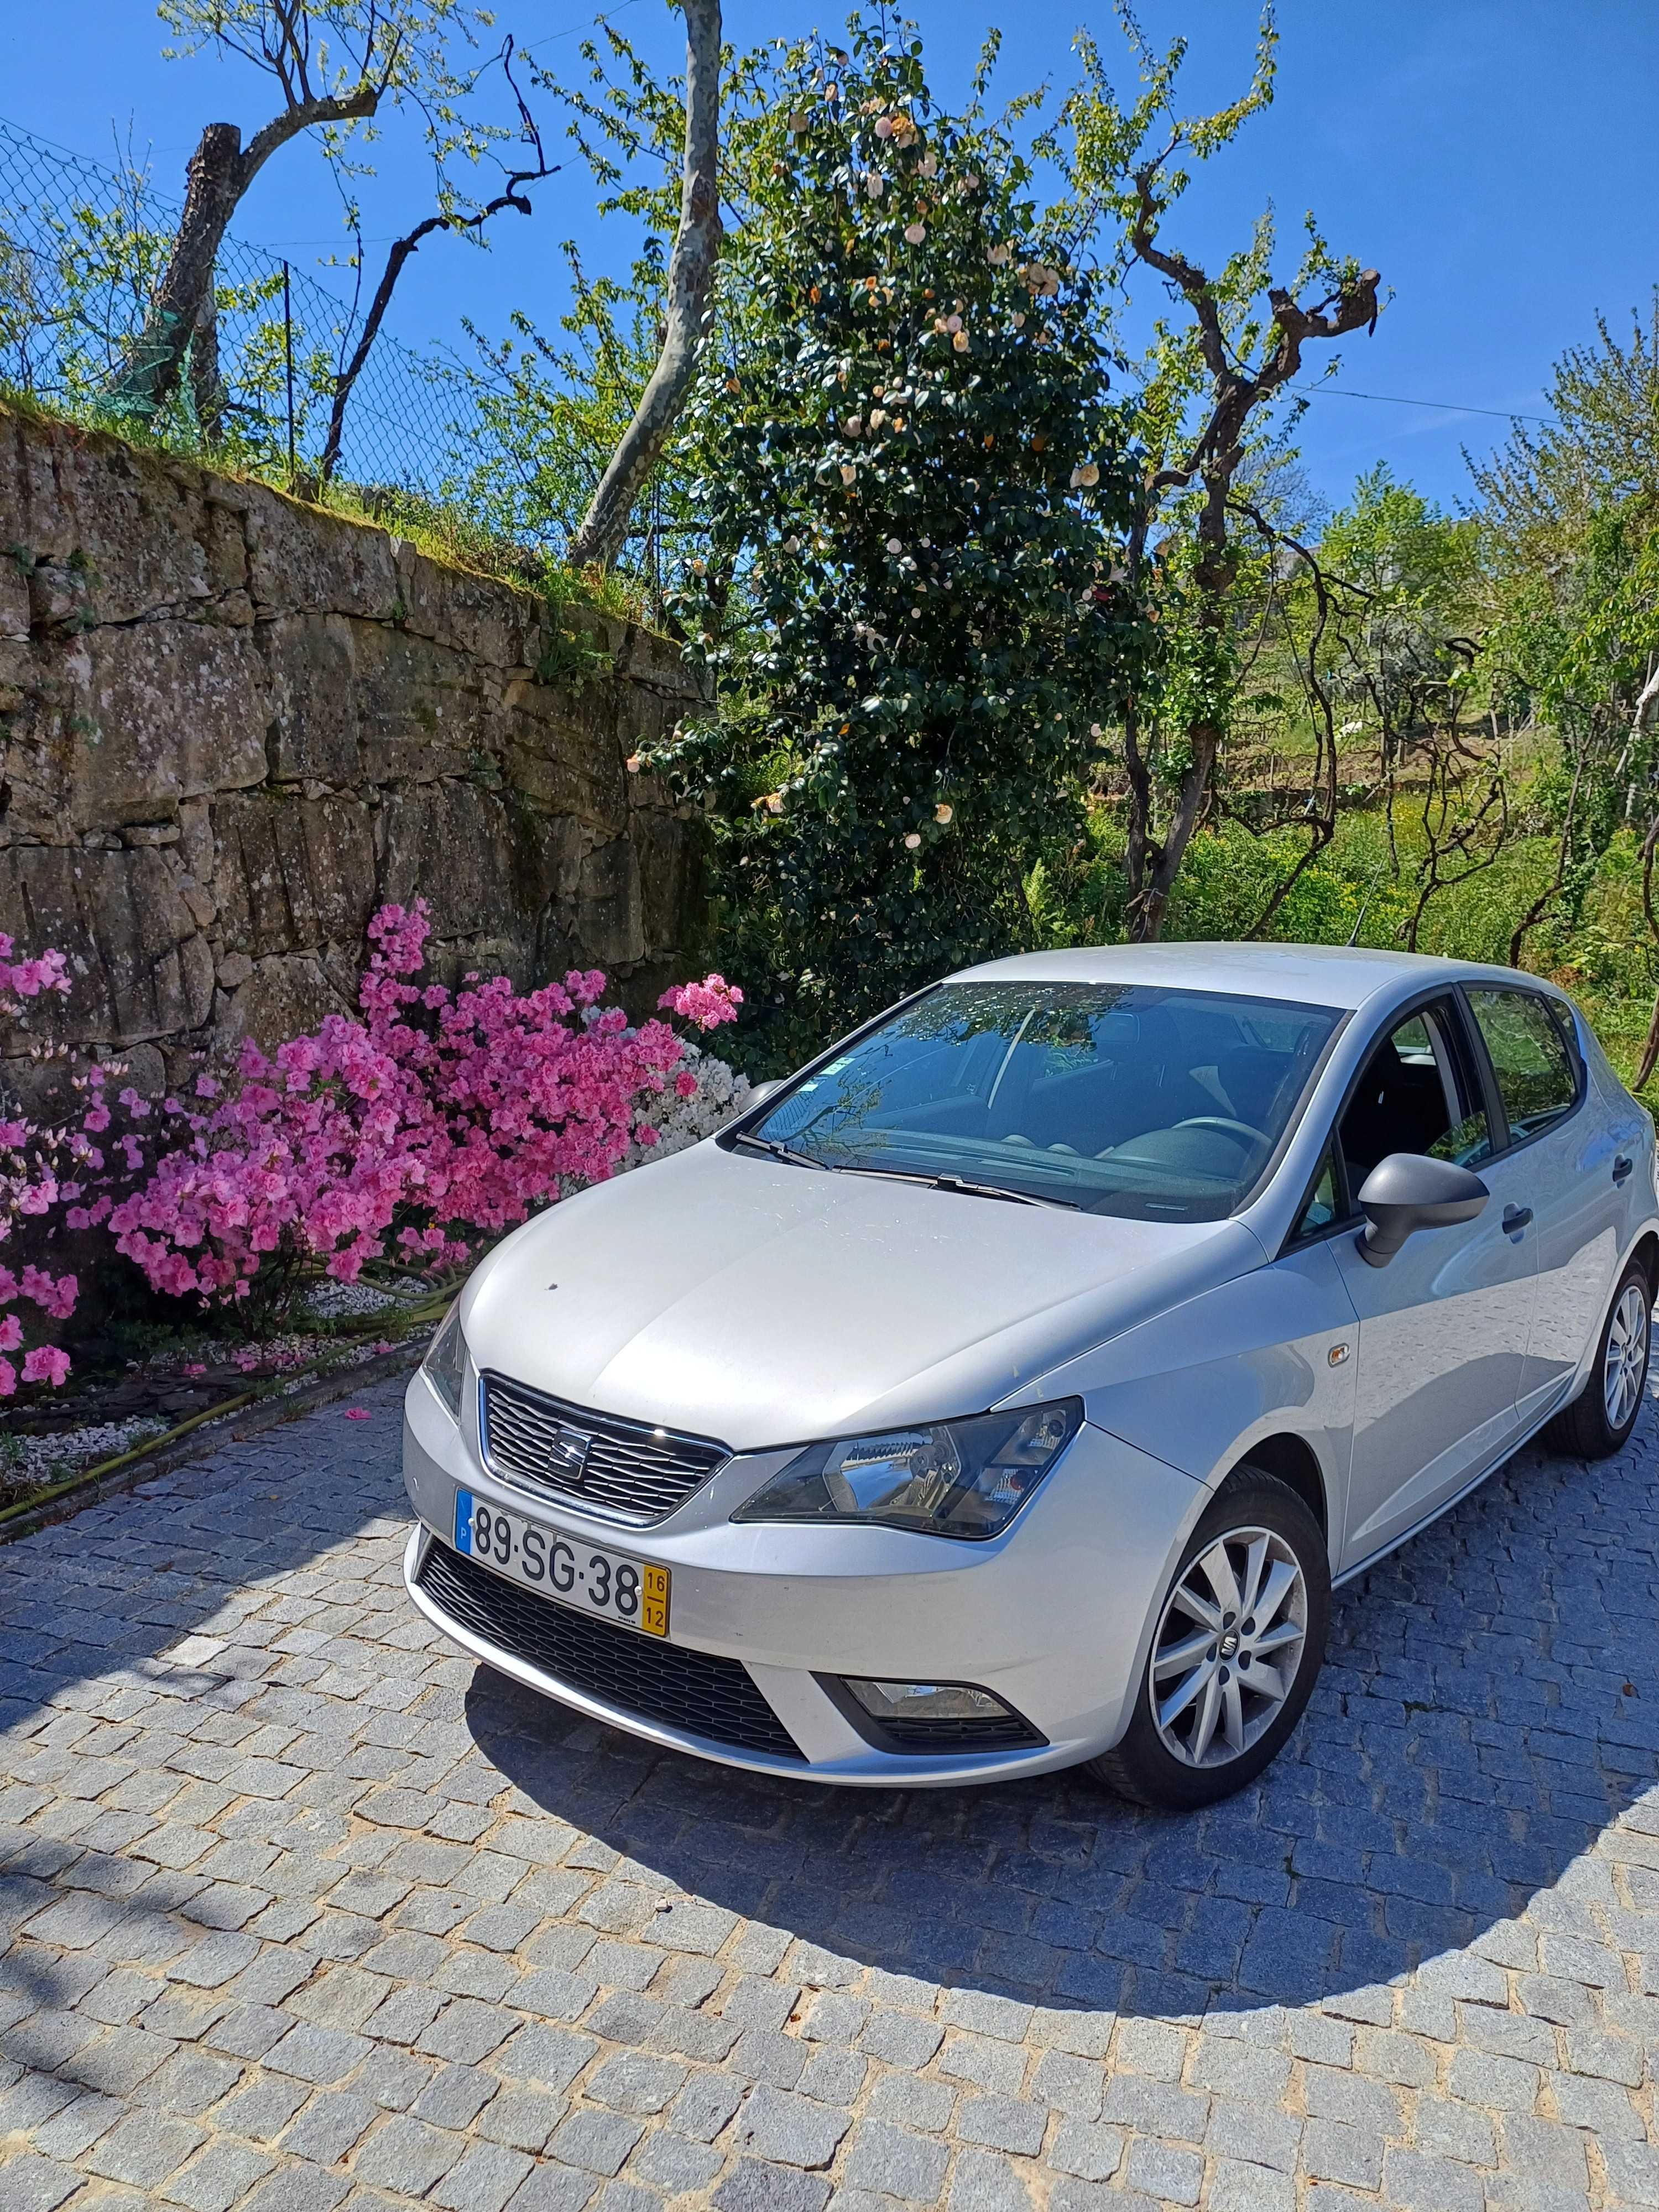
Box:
459, 1141, 1267, 1452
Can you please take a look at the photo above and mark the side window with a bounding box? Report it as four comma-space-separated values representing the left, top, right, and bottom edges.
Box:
1467, 989, 1579, 1142
1292, 1146, 1341, 1240
1338, 999, 1494, 1191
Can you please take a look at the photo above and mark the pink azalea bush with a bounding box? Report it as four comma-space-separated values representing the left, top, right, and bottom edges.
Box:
102, 901, 741, 1305
0, 933, 91, 1397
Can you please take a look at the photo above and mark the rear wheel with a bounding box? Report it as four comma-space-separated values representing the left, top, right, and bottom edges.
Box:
1543, 1260, 1651, 1460
1085, 1471, 1330, 1812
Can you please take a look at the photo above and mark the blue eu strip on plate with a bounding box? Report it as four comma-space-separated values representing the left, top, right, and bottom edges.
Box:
454, 1490, 474, 1553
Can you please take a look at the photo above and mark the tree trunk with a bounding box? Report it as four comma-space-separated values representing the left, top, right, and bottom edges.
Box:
105, 87, 377, 424
567, 0, 722, 571
1125, 721, 1219, 941
108, 123, 244, 420
188, 280, 223, 440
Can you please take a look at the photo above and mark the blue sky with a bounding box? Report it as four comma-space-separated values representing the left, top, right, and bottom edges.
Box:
4, 1, 1655, 514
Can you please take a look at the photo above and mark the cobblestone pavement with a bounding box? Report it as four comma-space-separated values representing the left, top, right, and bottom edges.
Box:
3, 1370, 1659, 2212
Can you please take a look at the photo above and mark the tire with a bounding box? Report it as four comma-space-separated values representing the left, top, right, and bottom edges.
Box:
1543, 1260, 1651, 1461
1084, 1470, 1331, 1812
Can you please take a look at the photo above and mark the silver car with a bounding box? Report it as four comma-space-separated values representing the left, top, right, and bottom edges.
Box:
401, 944, 1657, 1808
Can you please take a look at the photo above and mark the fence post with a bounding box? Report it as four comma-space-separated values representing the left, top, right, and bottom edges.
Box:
282, 259, 296, 485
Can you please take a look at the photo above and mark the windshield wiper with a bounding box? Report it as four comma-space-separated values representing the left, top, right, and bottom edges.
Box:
730, 1130, 828, 1170
831, 1163, 1079, 1210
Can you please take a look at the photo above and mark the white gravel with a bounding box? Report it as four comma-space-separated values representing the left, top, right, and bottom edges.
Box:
301, 1280, 405, 1321
2, 1415, 171, 1491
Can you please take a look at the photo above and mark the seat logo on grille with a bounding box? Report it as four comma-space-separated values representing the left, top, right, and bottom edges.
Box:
546, 1423, 595, 1485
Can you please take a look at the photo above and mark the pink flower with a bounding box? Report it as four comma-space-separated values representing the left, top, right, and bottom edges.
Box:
23, 1344, 70, 1387
29, 898, 738, 1319
343, 1407, 372, 1421
0, 1315, 19, 1352
658, 975, 743, 1031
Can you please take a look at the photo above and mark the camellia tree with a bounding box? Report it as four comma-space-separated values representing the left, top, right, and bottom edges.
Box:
643, 19, 1148, 1050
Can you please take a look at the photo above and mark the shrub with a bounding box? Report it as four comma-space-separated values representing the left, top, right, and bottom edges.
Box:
102, 903, 741, 1308
0, 934, 92, 1396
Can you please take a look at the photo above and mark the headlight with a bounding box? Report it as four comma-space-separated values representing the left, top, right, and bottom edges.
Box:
421, 1305, 470, 1422
732, 1399, 1082, 1540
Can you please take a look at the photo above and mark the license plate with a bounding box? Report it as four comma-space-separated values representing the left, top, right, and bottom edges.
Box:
453, 1490, 670, 1637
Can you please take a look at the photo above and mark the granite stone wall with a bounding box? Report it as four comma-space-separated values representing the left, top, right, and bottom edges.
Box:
0, 405, 705, 1097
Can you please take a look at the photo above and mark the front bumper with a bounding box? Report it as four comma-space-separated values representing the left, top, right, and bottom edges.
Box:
401, 1368, 1207, 1787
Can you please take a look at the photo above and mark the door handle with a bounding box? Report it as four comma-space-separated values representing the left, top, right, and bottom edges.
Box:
1613, 1155, 1635, 1185
1503, 1204, 1533, 1234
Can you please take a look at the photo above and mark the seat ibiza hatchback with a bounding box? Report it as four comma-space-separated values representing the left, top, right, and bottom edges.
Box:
402, 945, 1657, 1807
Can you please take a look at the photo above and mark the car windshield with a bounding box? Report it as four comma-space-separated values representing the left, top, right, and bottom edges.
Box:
746, 982, 1342, 1222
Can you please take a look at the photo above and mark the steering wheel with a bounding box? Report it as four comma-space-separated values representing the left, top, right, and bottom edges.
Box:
1172, 1115, 1270, 1149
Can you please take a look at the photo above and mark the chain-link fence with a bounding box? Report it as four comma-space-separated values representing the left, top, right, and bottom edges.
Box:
0, 113, 508, 501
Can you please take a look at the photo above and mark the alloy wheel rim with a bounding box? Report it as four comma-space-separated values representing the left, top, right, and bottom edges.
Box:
1150, 1525, 1308, 1770
1603, 1282, 1649, 1431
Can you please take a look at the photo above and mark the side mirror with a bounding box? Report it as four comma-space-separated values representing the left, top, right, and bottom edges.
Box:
747, 1078, 782, 1107
1355, 1152, 1488, 1268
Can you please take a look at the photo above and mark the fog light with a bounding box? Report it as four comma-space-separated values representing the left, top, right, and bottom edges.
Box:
834, 1677, 1045, 1752
846, 1679, 1012, 1724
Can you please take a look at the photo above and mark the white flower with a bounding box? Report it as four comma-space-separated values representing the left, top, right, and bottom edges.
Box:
1091, 723, 1104, 738
625, 754, 643, 773
904, 831, 922, 849
869, 408, 887, 429
864, 171, 885, 198
885, 536, 902, 554
844, 414, 863, 437
952, 330, 969, 352
874, 114, 894, 139
1070, 461, 1100, 488
904, 221, 926, 244
945, 314, 962, 333
784, 535, 802, 553
839, 462, 858, 486
919, 151, 938, 177
987, 243, 1011, 266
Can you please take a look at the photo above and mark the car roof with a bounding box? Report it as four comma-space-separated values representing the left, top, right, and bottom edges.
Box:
946, 941, 1547, 1014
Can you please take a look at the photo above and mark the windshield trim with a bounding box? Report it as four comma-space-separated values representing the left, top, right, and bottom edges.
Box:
723, 978, 1353, 1224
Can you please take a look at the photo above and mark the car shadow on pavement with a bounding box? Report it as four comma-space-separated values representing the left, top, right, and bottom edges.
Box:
470, 1420, 1659, 2020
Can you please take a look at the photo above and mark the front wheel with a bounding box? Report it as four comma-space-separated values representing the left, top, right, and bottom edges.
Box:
1543, 1260, 1651, 1461
1084, 1470, 1330, 1811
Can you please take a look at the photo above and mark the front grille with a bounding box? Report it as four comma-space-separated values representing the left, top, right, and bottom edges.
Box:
417, 1540, 805, 1762
481, 1371, 728, 1525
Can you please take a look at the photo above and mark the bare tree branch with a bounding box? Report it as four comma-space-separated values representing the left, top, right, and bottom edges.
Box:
320, 36, 557, 479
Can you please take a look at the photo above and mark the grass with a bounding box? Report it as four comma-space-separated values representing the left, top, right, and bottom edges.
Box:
1030, 785, 1659, 1097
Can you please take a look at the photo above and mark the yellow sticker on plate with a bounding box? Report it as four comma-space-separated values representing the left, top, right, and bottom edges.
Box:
640, 1563, 671, 1638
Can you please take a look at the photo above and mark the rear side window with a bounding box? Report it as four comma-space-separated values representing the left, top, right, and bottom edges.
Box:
1467, 989, 1579, 1142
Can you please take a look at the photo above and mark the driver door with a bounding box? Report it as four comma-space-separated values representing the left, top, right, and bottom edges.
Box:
1330, 998, 1539, 1571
